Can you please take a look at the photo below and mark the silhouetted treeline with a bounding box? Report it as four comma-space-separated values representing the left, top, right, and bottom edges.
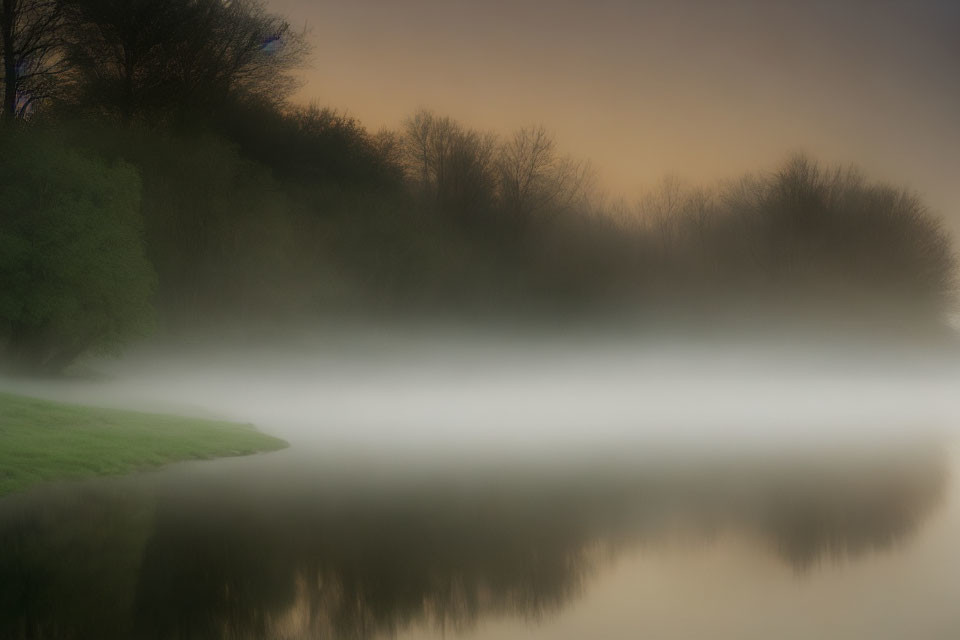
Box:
0, 0, 956, 369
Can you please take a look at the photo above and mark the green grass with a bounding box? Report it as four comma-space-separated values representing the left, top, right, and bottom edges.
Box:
0, 391, 288, 497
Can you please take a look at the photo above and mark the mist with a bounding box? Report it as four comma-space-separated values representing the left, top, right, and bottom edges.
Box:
3, 329, 959, 459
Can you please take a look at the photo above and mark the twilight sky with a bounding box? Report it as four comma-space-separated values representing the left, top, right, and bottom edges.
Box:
270, 0, 959, 232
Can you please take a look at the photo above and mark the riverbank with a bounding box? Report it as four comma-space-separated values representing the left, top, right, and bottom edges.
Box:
0, 391, 287, 497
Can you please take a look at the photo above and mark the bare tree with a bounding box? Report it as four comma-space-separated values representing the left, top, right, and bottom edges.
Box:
171, 0, 309, 106
636, 174, 687, 254
496, 125, 593, 223
401, 108, 498, 216
60, 0, 309, 121
0, 0, 65, 120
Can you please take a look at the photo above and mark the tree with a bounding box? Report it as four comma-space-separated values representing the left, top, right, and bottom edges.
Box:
215, 100, 404, 190
58, 0, 188, 121
636, 175, 688, 255
401, 109, 498, 219
684, 154, 960, 327
0, 130, 155, 372
0, 0, 65, 120
183, 0, 308, 106
740, 155, 956, 307
60, 0, 308, 122
496, 125, 593, 225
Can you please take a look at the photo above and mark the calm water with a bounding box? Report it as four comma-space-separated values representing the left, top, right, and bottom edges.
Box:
1, 438, 957, 640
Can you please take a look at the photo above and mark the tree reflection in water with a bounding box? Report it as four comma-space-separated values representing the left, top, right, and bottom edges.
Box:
0, 440, 949, 639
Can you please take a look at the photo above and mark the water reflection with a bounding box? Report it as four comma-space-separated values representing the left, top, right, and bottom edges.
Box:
0, 440, 949, 640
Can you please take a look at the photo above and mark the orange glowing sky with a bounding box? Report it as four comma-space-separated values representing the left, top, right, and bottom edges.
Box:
270, 0, 959, 233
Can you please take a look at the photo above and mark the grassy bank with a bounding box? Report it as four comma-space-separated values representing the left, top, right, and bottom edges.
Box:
0, 392, 287, 497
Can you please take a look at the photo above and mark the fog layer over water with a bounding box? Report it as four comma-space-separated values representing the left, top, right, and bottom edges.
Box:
2, 328, 958, 459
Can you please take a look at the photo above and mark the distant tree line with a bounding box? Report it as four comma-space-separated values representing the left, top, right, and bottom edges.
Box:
0, 0, 955, 372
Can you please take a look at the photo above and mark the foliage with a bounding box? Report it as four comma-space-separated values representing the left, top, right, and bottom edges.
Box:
0, 129, 155, 371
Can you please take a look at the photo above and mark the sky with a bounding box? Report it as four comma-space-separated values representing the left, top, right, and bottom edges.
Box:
269, 0, 959, 233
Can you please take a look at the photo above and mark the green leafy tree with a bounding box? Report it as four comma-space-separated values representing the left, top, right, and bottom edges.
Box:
0, 130, 155, 372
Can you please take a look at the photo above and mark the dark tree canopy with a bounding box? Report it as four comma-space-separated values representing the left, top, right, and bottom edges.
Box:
59, 0, 308, 122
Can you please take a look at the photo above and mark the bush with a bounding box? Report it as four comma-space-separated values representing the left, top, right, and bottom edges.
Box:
0, 130, 155, 372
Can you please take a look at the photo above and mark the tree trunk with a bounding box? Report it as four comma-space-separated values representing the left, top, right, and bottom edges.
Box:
1, 0, 17, 121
